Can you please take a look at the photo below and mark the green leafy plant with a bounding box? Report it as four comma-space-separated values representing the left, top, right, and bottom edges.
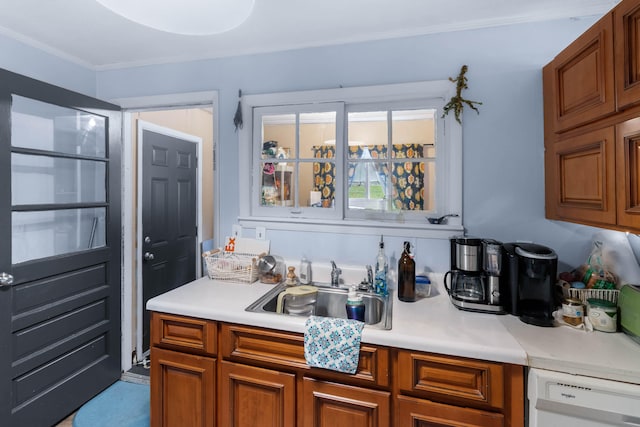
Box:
442, 65, 482, 124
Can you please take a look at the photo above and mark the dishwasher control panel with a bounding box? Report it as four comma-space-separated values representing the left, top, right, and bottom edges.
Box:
528, 368, 640, 426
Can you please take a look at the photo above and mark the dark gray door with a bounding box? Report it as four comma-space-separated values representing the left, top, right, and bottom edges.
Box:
0, 69, 121, 426
141, 123, 197, 352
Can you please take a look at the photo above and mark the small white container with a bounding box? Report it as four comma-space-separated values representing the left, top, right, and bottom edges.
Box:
587, 298, 618, 333
299, 257, 312, 285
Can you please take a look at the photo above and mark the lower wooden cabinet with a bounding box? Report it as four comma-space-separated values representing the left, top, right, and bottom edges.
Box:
150, 314, 525, 427
396, 395, 504, 427
218, 361, 296, 427
150, 347, 216, 427
301, 377, 390, 427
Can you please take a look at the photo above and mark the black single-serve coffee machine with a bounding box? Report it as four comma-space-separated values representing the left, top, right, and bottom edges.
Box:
444, 236, 505, 314
501, 242, 558, 327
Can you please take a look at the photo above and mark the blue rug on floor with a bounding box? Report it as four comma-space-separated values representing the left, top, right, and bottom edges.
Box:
73, 380, 150, 427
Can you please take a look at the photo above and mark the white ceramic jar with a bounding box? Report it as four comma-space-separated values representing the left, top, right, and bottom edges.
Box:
587, 298, 618, 332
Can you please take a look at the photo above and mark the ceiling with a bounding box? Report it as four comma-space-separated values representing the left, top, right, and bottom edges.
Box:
0, 0, 620, 70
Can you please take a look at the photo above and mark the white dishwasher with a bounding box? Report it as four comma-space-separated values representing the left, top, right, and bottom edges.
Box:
528, 368, 640, 426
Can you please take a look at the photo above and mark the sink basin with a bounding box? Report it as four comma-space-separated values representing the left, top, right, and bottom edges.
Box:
245, 283, 392, 330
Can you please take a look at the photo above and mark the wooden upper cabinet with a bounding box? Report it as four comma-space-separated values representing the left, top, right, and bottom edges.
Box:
615, 0, 640, 110
616, 117, 640, 228
547, 13, 615, 133
547, 126, 617, 226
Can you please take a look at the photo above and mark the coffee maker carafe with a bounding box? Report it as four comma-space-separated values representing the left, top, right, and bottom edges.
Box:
444, 236, 505, 314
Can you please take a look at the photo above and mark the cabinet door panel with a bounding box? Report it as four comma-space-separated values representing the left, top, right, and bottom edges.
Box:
547, 126, 617, 225
615, 0, 640, 109
301, 377, 390, 427
550, 13, 615, 132
396, 395, 504, 427
219, 361, 296, 427
616, 117, 640, 228
150, 347, 215, 427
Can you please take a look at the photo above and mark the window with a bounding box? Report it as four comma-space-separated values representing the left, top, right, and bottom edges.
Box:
239, 81, 462, 238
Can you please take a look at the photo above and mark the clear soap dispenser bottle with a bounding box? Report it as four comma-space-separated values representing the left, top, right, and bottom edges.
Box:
374, 235, 388, 296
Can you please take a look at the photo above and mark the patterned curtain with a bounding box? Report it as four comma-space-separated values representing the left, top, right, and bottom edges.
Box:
312, 146, 336, 206
313, 144, 424, 210
391, 144, 424, 211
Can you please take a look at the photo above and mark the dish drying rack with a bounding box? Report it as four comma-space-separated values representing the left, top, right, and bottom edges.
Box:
202, 249, 264, 283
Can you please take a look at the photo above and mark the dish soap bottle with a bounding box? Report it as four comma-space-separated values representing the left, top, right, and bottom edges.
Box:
374, 235, 388, 296
345, 287, 365, 322
398, 241, 416, 302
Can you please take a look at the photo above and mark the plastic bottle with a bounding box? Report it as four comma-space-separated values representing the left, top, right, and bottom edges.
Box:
345, 287, 365, 322
398, 241, 416, 302
299, 257, 312, 285
374, 235, 388, 296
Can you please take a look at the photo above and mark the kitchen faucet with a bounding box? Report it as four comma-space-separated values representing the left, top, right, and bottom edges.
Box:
330, 261, 341, 287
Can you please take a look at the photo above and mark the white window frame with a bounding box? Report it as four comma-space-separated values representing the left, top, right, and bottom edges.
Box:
238, 81, 463, 239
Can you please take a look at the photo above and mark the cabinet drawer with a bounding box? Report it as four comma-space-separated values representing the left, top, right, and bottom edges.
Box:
396, 350, 504, 410
220, 323, 389, 387
151, 312, 217, 356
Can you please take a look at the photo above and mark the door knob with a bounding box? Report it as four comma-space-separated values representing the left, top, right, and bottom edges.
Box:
0, 272, 14, 288
144, 252, 155, 261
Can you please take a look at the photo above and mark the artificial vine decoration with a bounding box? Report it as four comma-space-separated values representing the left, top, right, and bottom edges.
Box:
442, 65, 482, 124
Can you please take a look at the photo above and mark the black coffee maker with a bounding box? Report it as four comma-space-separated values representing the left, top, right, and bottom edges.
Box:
502, 242, 558, 327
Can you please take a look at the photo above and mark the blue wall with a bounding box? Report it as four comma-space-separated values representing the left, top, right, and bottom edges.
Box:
2, 17, 614, 274
0, 33, 96, 95
96, 17, 609, 274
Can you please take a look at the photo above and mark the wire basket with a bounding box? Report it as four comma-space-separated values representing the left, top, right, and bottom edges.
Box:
202, 249, 261, 283
563, 287, 620, 305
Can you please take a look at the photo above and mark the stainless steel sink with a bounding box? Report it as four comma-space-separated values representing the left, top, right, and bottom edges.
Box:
245, 283, 392, 330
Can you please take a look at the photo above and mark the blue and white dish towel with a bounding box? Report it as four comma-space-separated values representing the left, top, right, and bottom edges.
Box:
304, 315, 364, 374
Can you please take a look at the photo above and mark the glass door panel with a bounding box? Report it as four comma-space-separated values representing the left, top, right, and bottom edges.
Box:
10, 94, 108, 265
12, 208, 106, 264
11, 95, 106, 157
11, 153, 106, 205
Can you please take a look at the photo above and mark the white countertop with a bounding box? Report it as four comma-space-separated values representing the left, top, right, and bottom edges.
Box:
147, 274, 640, 384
